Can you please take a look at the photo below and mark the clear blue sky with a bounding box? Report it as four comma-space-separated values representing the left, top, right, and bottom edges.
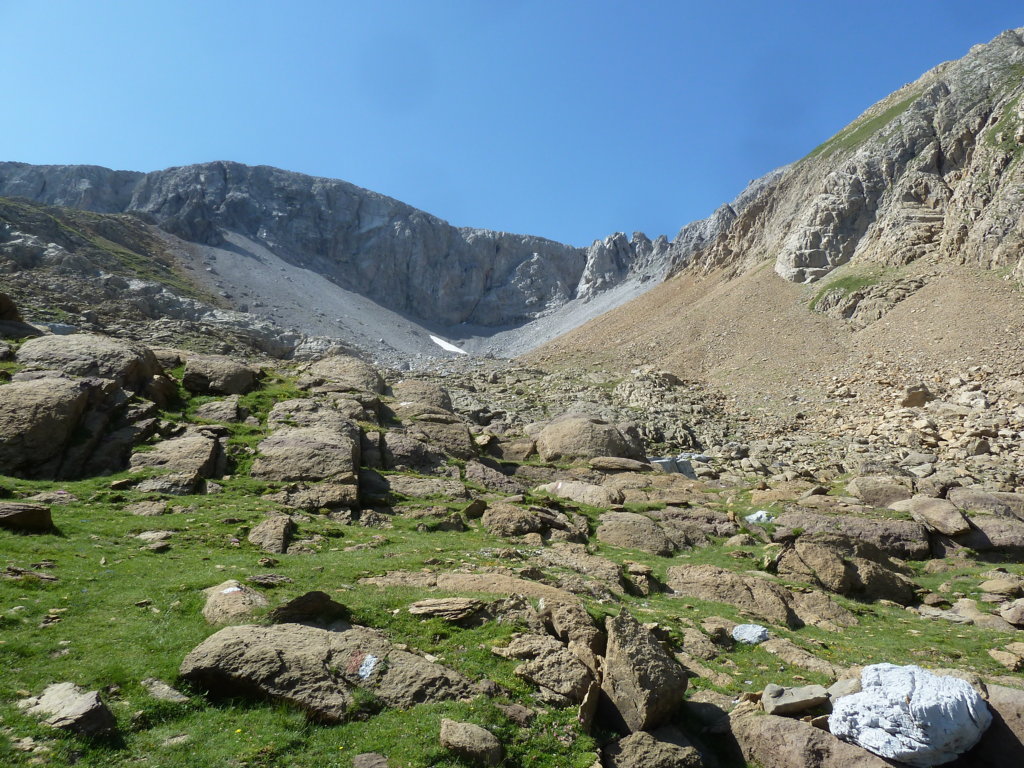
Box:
2, 1, 1021, 245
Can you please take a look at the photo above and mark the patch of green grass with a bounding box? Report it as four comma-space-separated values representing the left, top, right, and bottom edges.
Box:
984, 92, 1024, 162
808, 266, 888, 311
805, 91, 921, 160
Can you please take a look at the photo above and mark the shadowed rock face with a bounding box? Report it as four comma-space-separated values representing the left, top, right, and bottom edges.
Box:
0, 161, 667, 328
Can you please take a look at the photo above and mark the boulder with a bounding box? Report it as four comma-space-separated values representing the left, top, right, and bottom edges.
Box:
600, 610, 687, 733
17, 682, 117, 737
774, 533, 918, 605
666, 564, 854, 629
828, 664, 992, 767
0, 377, 89, 477
951, 515, 1024, 556
0, 501, 53, 532
180, 623, 473, 722
493, 633, 595, 703
382, 433, 445, 473
193, 395, 247, 423
268, 591, 349, 626
907, 497, 970, 536
182, 354, 258, 395
439, 719, 503, 766
130, 431, 224, 479
351, 754, 390, 768
409, 598, 486, 624
202, 580, 269, 624
536, 416, 642, 462
732, 624, 769, 645
248, 516, 295, 554
391, 380, 452, 411
251, 427, 358, 482
597, 512, 675, 556
846, 475, 913, 507
772, 512, 930, 559
732, 710, 891, 767
602, 727, 703, 768
947, 488, 1016, 517
304, 355, 384, 394
16, 333, 162, 391
535, 480, 625, 508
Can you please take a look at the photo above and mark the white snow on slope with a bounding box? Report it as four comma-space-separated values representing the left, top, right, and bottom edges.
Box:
429, 335, 468, 354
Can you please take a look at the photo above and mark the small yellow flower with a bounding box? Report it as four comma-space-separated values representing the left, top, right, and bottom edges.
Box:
235, 729, 242, 733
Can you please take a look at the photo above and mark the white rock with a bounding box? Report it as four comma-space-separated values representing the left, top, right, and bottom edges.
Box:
744, 510, 774, 524
828, 663, 992, 767
732, 624, 770, 644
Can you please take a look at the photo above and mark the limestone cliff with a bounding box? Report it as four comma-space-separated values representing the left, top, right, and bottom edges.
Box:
668, 28, 1024, 284
0, 161, 665, 327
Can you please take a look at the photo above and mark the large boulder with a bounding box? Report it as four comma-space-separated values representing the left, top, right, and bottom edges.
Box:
129, 430, 224, 479
774, 533, 918, 605
535, 480, 625, 508
536, 416, 644, 462
251, 427, 359, 482
391, 379, 453, 411
600, 610, 687, 733
907, 497, 970, 536
772, 512, 930, 559
0, 501, 54, 532
597, 512, 675, 556
828, 664, 992, 767
666, 564, 855, 629
731, 710, 892, 768
179, 623, 473, 722
846, 475, 914, 508
182, 354, 258, 395
202, 580, 269, 624
0, 376, 124, 479
17, 333, 162, 391
303, 355, 384, 394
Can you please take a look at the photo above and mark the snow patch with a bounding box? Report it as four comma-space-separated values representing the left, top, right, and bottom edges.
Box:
429, 335, 468, 355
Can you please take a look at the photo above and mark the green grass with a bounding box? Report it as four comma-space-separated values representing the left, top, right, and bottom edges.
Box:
804, 91, 920, 160
808, 266, 888, 311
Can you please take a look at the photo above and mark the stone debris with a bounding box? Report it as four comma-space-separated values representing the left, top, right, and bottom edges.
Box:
18, 682, 117, 737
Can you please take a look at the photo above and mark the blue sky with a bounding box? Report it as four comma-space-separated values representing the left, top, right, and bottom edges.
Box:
2, 1, 1021, 245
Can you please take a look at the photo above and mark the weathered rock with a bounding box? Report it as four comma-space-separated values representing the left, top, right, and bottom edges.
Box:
130, 431, 223, 479
774, 532, 918, 605
947, 487, 1016, 517
536, 416, 642, 462
495, 633, 594, 703
247, 515, 295, 554
601, 727, 703, 768
439, 719, 503, 766
17, 333, 162, 391
141, 678, 190, 703
732, 709, 892, 768
596, 512, 675, 556
952, 515, 1024, 555
902, 384, 935, 408
732, 624, 769, 645
828, 664, 992, 767
251, 427, 358, 482
535, 480, 625, 508
202, 580, 269, 624
907, 496, 970, 536
0, 501, 53, 532
999, 598, 1024, 626
846, 475, 913, 508
386, 475, 465, 499
773, 512, 930, 559
761, 683, 829, 716
182, 354, 257, 395
600, 610, 687, 733
193, 395, 247, 423
18, 682, 117, 737
180, 623, 473, 722
304, 355, 384, 394
589, 456, 651, 472
409, 598, 485, 623
351, 754, 390, 768
382, 432, 445, 473
464, 460, 524, 494
391, 379, 453, 411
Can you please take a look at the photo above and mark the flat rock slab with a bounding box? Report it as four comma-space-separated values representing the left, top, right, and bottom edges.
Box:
535, 480, 625, 508
597, 512, 675, 556
907, 497, 970, 536
18, 682, 117, 737
602, 726, 702, 768
180, 623, 473, 722
761, 683, 829, 715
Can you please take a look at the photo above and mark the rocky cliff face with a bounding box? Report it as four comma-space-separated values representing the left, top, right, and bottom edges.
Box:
668, 28, 1024, 284
0, 161, 667, 327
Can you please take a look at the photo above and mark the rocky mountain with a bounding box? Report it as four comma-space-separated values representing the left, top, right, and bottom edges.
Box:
665, 28, 1024, 283
0, 160, 669, 329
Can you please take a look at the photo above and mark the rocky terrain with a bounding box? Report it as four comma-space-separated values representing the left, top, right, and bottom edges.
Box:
2, 25, 1024, 768
1, 296, 1023, 767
